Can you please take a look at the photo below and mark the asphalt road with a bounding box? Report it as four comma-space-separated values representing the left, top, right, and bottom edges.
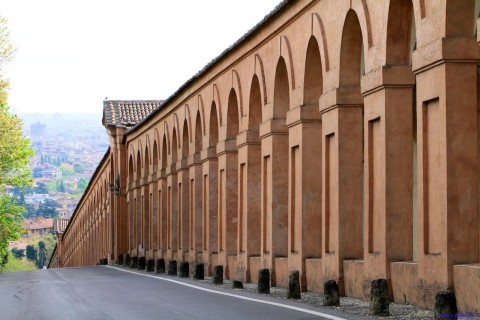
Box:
0, 266, 360, 320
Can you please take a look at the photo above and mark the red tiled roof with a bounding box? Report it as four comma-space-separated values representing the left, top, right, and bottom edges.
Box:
103, 100, 162, 128
23, 217, 54, 230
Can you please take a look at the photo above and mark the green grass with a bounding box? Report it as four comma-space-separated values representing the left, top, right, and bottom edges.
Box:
1, 252, 37, 272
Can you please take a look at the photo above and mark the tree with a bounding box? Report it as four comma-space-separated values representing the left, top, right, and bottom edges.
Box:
0, 17, 34, 269
35, 181, 48, 194
0, 17, 14, 106
36, 241, 46, 268
77, 178, 88, 192
35, 199, 60, 218
11, 247, 25, 259
26, 245, 36, 261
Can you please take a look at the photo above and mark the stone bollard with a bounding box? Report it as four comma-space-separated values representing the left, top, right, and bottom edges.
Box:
123, 254, 130, 267
155, 259, 166, 274
434, 291, 458, 320
258, 269, 270, 294
287, 271, 301, 299
167, 260, 177, 275
193, 263, 204, 280
138, 257, 146, 270
370, 279, 389, 316
323, 280, 340, 306
146, 259, 155, 272
232, 280, 244, 289
130, 256, 138, 269
212, 265, 223, 285
179, 262, 189, 278
117, 254, 124, 266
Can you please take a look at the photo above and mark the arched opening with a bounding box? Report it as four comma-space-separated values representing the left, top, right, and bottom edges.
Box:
339, 10, 363, 88
128, 155, 134, 183
136, 151, 142, 181
304, 36, 323, 105
152, 141, 158, 174
273, 58, 290, 118
161, 135, 167, 169
144, 146, 150, 177
172, 128, 178, 164
298, 35, 324, 260
209, 102, 219, 147
195, 112, 203, 153
226, 89, 240, 140
266, 56, 290, 261
182, 119, 189, 159
242, 74, 263, 260
249, 75, 262, 137
386, 0, 414, 66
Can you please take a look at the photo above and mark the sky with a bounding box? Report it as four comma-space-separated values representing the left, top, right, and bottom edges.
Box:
1, 0, 283, 114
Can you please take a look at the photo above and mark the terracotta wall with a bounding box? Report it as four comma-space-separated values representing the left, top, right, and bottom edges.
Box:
51, 0, 480, 313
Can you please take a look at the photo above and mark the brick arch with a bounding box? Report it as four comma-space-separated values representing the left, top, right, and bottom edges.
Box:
212, 84, 223, 126
339, 9, 364, 88
253, 54, 268, 106
182, 118, 190, 159
209, 101, 220, 147
172, 113, 180, 149
161, 133, 168, 169
144, 134, 152, 177
184, 104, 193, 143
197, 95, 206, 135
226, 88, 240, 140
311, 13, 330, 72
231, 70, 243, 119
247, 74, 263, 135
163, 121, 170, 156
171, 126, 178, 164
194, 109, 203, 153
152, 139, 158, 174
136, 140, 143, 178
279, 35, 295, 90
273, 56, 291, 118
303, 35, 324, 106
386, 0, 415, 66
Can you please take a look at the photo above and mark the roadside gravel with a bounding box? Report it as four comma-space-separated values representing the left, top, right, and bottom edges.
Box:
202, 276, 434, 319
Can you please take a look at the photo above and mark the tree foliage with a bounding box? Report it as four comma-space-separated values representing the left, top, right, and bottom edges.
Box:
0, 17, 34, 268
0, 16, 14, 106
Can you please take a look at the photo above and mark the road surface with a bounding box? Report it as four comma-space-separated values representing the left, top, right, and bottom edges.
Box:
0, 265, 361, 320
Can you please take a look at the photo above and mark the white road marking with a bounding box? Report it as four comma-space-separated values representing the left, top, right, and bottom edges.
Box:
106, 265, 347, 320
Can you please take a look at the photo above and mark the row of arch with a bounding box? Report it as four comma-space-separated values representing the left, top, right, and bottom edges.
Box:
53, 0, 480, 311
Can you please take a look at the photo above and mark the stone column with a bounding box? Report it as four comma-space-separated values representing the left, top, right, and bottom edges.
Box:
259, 118, 289, 286
177, 159, 189, 262
236, 130, 261, 283
158, 170, 168, 260
201, 147, 218, 275
286, 105, 322, 292
413, 38, 479, 307
166, 164, 178, 261
188, 154, 203, 265
320, 87, 364, 294
361, 66, 415, 290
217, 139, 238, 279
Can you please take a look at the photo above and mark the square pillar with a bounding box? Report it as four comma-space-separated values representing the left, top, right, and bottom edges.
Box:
236, 131, 261, 283
416, 61, 478, 306
286, 105, 322, 292
320, 100, 363, 293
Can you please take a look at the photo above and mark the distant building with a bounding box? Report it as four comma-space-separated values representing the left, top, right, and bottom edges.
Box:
31, 122, 46, 137
22, 217, 54, 236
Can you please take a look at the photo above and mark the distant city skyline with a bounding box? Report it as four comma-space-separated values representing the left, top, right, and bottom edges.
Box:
3, 0, 282, 114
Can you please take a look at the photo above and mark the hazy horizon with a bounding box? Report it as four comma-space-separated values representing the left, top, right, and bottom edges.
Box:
3, 0, 282, 114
